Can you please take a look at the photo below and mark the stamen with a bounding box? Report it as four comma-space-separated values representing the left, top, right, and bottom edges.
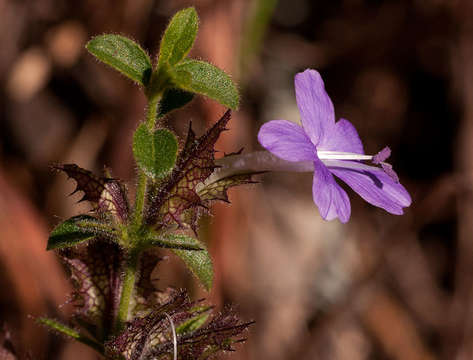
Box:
372, 147, 391, 164
164, 313, 177, 360
379, 162, 400, 183
371, 147, 399, 182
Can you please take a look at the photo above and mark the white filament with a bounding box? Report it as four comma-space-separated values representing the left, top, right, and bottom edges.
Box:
317, 150, 373, 161
164, 313, 177, 360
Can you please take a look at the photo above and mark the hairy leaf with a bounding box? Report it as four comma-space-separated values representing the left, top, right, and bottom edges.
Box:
146, 110, 231, 230
62, 241, 124, 342
198, 173, 258, 203
37, 317, 104, 353
176, 307, 211, 334
54, 164, 129, 222
86, 35, 152, 86
146, 310, 252, 360
106, 290, 251, 360
172, 59, 239, 109
54, 164, 106, 204
133, 251, 162, 312
148, 233, 204, 251
133, 254, 205, 318
47, 215, 115, 250
133, 125, 178, 179
98, 181, 130, 222
158, 7, 199, 67
172, 237, 213, 291
106, 290, 195, 359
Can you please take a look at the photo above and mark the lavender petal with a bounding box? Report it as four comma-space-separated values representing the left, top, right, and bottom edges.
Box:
380, 162, 399, 183
327, 161, 411, 215
312, 158, 351, 223
295, 69, 335, 146
318, 118, 364, 154
258, 120, 316, 162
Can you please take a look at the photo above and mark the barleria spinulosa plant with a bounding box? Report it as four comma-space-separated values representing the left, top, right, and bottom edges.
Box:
37, 7, 255, 360
14, 6, 412, 360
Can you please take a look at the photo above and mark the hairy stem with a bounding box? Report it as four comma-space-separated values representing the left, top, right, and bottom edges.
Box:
115, 250, 140, 333
133, 93, 162, 226
145, 94, 160, 130
118, 81, 165, 333
133, 172, 148, 226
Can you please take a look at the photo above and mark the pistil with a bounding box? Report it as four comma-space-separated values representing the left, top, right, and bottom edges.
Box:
318, 147, 399, 182
317, 150, 373, 161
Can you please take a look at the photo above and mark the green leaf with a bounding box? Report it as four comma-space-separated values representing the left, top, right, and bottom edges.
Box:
47, 215, 108, 250
176, 308, 211, 334
158, 88, 194, 117
172, 59, 239, 109
149, 233, 204, 250
158, 7, 199, 67
37, 317, 104, 354
172, 237, 213, 291
86, 34, 152, 86
132, 124, 178, 179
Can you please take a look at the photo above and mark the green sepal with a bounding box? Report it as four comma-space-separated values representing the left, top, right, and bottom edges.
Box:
171, 59, 239, 109
148, 233, 204, 251
176, 307, 211, 334
132, 124, 178, 179
86, 34, 152, 86
47, 215, 114, 250
172, 237, 213, 291
158, 88, 194, 118
37, 317, 104, 354
158, 7, 199, 67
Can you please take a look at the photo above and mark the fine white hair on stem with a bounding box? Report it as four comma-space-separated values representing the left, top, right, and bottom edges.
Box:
164, 312, 177, 360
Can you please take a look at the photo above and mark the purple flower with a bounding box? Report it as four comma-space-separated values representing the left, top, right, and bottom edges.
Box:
257, 69, 411, 223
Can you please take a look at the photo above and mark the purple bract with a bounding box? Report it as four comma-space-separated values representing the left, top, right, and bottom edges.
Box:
257, 69, 411, 223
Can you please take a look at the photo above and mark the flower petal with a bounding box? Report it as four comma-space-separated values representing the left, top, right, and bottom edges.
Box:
313, 158, 351, 223
327, 161, 411, 215
318, 118, 364, 154
258, 120, 315, 162
295, 69, 335, 146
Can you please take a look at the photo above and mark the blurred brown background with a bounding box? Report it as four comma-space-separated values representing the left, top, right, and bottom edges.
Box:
0, 0, 468, 359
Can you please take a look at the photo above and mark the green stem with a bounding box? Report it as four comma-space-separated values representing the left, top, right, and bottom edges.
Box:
133, 93, 162, 226
146, 94, 160, 130
117, 77, 165, 333
133, 171, 148, 226
115, 250, 140, 333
